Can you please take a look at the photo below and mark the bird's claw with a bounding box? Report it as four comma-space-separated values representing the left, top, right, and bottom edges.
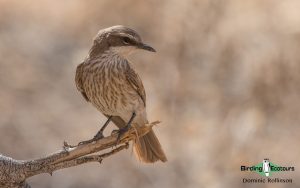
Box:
78, 132, 104, 146
115, 127, 129, 146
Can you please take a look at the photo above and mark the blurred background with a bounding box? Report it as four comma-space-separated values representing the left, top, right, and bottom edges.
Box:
0, 0, 299, 187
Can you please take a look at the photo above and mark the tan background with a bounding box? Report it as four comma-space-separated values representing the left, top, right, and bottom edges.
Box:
0, 0, 299, 188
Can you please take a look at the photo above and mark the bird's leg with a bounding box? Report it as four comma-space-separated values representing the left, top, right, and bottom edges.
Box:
94, 116, 112, 139
78, 116, 112, 145
116, 112, 136, 145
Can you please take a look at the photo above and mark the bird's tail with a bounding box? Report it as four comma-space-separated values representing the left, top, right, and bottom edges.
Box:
133, 129, 167, 163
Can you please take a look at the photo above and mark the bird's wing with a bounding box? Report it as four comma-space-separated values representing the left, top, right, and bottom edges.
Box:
75, 62, 89, 102
125, 64, 146, 106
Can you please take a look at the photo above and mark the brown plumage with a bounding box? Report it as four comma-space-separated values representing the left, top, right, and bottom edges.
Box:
75, 25, 167, 163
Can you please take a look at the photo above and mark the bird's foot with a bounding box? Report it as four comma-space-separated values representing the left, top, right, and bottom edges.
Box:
78, 132, 104, 146
115, 126, 130, 146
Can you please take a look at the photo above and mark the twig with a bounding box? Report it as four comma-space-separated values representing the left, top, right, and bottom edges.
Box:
0, 122, 159, 188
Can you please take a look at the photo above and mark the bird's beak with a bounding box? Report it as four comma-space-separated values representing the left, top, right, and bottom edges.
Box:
138, 43, 156, 52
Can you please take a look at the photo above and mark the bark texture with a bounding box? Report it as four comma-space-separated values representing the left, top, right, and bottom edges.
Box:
0, 122, 159, 188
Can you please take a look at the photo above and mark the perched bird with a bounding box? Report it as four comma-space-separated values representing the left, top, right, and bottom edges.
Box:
75, 25, 167, 163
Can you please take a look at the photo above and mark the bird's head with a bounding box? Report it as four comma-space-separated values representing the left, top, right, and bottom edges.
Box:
89, 25, 155, 58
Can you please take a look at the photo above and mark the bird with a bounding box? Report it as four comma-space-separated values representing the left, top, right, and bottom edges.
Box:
75, 25, 167, 163
263, 159, 271, 177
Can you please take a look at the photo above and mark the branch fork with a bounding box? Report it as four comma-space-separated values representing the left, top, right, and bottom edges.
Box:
0, 121, 160, 188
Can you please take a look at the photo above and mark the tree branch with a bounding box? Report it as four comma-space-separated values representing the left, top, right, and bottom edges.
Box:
0, 121, 160, 188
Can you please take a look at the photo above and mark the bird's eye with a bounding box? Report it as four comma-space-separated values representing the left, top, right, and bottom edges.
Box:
122, 37, 131, 44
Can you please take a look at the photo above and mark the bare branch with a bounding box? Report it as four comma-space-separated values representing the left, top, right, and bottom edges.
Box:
0, 122, 159, 188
